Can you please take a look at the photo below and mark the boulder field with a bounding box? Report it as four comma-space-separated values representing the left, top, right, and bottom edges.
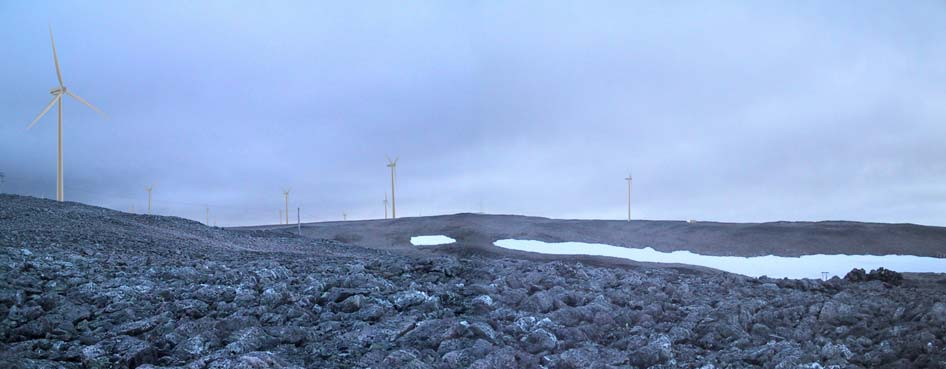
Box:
1, 195, 945, 368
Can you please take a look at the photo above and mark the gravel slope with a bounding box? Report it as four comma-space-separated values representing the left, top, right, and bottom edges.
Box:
2, 194, 946, 369
238, 213, 946, 258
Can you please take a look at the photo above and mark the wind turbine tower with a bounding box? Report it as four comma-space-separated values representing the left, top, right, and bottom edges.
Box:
624, 174, 633, 222
282, 189, 291, 225
386, 156, 398, 219
145, 185, 153, 215
27, 26, 107, 202
383, 193, 389, 219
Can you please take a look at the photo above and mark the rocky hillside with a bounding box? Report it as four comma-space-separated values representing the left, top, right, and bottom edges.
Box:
1, 194, 945, 368
241, 213, 946, 258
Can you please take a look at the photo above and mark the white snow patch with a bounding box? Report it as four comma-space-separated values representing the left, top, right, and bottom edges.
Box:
493, 239, 946, 279
411, 235, 457, 246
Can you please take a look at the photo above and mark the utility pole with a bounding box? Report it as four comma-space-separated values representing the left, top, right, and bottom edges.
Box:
624, 174, 632, 222
297, 207, 301, 236
145, 185, 153, 215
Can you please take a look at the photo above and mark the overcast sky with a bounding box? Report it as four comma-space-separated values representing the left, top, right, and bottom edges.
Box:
2, 1, 945, 226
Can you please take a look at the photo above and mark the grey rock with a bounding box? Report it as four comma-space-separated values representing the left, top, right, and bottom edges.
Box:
173, 299, 209, 319
380, 349, 432, 369
819, 301, 858, 325
225, 327, 274, 354
820, 342, 853, 363
521, 328, 557, 354
80, 335, 155, 369
206, 351, 303, 369
260, 286, 287, 307
522, 290, 556, 313
393, 290, 428, 310
930, 302, 946, 323
471, 295, 494, 312
469, 347, 519, 369
630, 335, 674, 368
338, 294, 364, 313
173, 333, 214, 360
468, 321, 497, 342
195, 285, 236, 304
115, 314, 164, 336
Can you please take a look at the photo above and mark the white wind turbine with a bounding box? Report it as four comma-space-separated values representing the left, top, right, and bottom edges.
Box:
624, 174, 633, 222
383, 192, 389, 219
27, 26, 108, 202
282, 188, 291, 225
386, 156, 399, 219
145, 184, 154, 214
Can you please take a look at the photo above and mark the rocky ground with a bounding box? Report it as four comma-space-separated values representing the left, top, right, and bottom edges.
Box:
239, 213, 946, 258
2, 194, 946, 368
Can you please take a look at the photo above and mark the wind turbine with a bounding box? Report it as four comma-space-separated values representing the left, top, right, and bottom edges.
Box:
282, 189, 291, 225
145, 184, 154, 214
342, 212, 347, 221
27, 26, 108, 202
383, 192, 389, 219
624, 174, 633, 222
386, 156, 398, 219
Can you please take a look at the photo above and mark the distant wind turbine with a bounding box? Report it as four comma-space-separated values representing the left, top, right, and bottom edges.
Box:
27, 26, 108, 202
279, 209, 282, 225
624, 174, 633, 222
383, 192, 389, 219
342, 212, 347, 221
386, 156, 398, 219
145, 184, 154, 214
282, 189, 291, 225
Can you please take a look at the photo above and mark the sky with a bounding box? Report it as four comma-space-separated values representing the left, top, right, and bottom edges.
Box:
2, 1, 946, 226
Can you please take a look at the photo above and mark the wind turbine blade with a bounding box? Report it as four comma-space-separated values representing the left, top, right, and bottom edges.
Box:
385, 155, 392, 164
27, 95, 60, 129
49, 26, 64, 87
65, 91, 108, 119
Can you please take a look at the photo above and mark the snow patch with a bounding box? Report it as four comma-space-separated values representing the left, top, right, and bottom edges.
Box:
411, 235, 457, 246
493, 239, 946, 279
